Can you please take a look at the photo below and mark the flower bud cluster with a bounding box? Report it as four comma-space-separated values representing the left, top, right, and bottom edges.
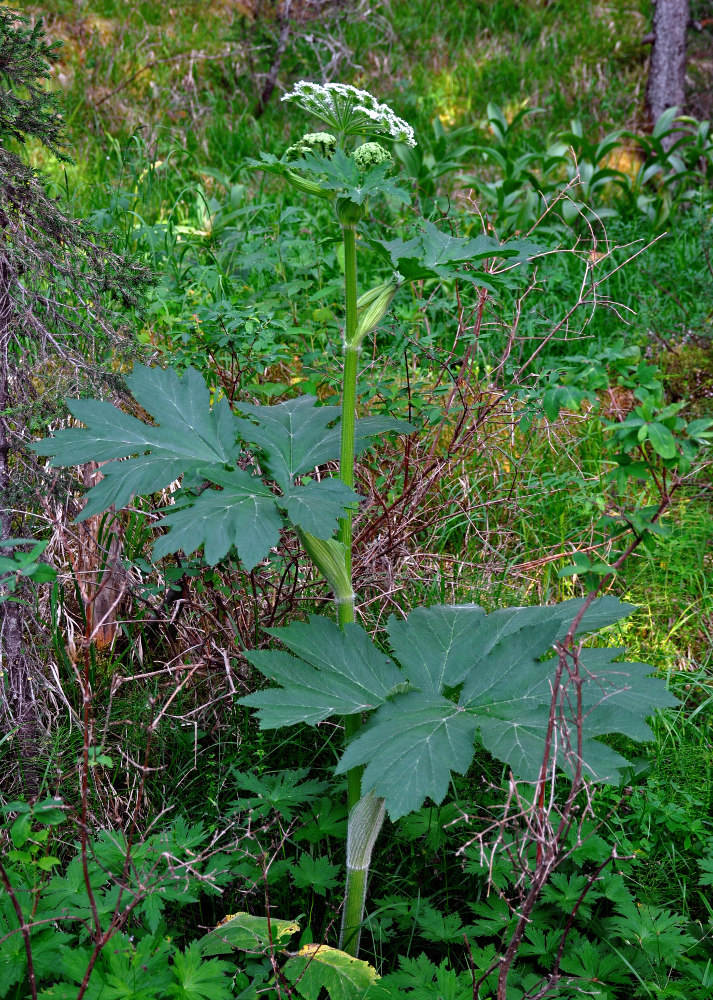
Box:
352, 141, 392, 170
282, 81, 416, 147
285, 131, 337, 162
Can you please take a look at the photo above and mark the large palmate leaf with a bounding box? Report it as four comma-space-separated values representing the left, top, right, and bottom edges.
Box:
242, 598, 677, 819
241, 616, 405, 727
33, 365, 408, 569
365, 219, 544, 288
32, 366, 241, 518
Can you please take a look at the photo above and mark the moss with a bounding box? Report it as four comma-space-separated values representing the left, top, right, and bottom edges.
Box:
659, 342, 713, 418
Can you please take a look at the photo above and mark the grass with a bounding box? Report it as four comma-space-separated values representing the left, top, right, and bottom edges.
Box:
29, 0, 655, 203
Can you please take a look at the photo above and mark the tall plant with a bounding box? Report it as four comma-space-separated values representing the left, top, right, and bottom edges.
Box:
33, 83, 680, 988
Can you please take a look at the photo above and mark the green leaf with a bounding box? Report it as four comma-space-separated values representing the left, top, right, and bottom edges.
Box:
366, 219, 543, 286
153, 469, 282, 569
235, 396, 343, 491
284, 943, 380, 1000
198, 912, 299, 957
240, 616, 405, 727
398, 803, 461, 853
558, 935, 629, 987
10, 812, 32, 848
236, 396, 411, 492
24, 562, 57, 583
336, 692, 479, 821
291, 855, 340, 896
34, 855, 60, 870
386, 604, 486, 693
284, 479, 359, 539
416, 903, 465, 944
290, 148, 410, 205
698, 857, 713, 887
33, 366, 408, 571
608, 899, 696, 965
575, 647, 678, 744
141, 891, 165, 934
378, 953, 474, 1000
457, 616, 561, 707
230, 768, 329, 821
553, 595, 639, 636
297, 797, 349, 844
646, 421, 678, 459
169, 943, 234, 1000
348, 599, 673, 813
241, 598, 675, 820
32, 366, 241, 519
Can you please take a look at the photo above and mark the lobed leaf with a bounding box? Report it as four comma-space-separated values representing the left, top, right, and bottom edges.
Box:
152, 471, 282, 569
33, 366, 241, 519
33, 366, 408, 569
289, 148, 410, 205
283, 479, 359, 539
366, 219, 544, 286
241, 616, 405, 727
243, 596, 676, 818
198, 912, 299, 957
386, 604, 486, 693
335, 692, 478, 821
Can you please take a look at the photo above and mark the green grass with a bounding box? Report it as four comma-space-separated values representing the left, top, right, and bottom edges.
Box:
31, 0, 653, 202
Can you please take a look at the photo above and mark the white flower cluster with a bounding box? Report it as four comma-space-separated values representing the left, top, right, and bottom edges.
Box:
282, 81, 416, 147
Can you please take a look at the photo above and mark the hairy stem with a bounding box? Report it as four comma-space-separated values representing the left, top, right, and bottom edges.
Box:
337, 219, 371, 956
341, 867, 367, 955
337, 222, 359, 589
337, 221, 362, 814
340, 792, 385, 954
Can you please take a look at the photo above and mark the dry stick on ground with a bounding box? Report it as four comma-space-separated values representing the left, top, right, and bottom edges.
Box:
69, 648, 247, 998
460, 645, 628, 1000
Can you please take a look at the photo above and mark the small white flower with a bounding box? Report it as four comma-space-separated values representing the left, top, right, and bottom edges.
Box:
282, 81, 416, 147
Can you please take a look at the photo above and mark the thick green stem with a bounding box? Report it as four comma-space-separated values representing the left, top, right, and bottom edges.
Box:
340, 792, 386, 955
338, 222, 359, 586
341, 867, 367, 955
336, 219, 372, 956
337, 222, 363, 812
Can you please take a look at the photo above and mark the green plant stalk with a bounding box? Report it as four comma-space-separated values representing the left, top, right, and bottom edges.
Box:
340, 791, 386, 953
337, 217, 371, 957
341, 866, 367, 954
337, 219, 362, 801
337, 221, 359, 593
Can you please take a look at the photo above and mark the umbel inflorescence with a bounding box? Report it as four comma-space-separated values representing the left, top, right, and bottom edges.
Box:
282, 81, 416, 147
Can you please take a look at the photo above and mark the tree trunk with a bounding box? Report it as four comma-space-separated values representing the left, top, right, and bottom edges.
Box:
647, 0, 690, 130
